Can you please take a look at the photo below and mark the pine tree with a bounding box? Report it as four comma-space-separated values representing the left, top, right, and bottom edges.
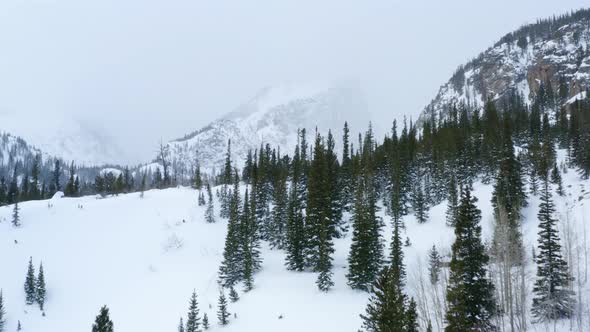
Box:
412, 182, 429, 223
269, 169, 288, 250
205, 183, 215, 223
194, 164, 203, 191
140, 172, 147, 198
445, 185, 496, 331
531, 178, 575, 322
177, 317, 185, 332
316, 222, 334, 292
428, 245, 441, 285
92, 306, 114, 332
0, 290, 5, 332
360, 266, 409, 332
347, 174, 383, 291
185, 290, 201, 332
202, 313, 209, 330
446, 175, 459, 226
405, 298, 419, 332
217, 290, 230, 326
36, 262, 46, 311
16, 321, 21, 332
24, 257, 36, 305
285, 141, 306, 271
218, 173, 242, 288
550, 163, 564, 196
52, 160, 61, 194
229, 286, 239, 303
12, 202, 20, 227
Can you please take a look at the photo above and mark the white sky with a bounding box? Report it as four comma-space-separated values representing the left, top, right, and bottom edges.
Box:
0, 0, 587, 163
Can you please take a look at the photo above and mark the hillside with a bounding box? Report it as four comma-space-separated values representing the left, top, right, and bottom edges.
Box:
0, 147, 587, 331
422, 9, 590, 122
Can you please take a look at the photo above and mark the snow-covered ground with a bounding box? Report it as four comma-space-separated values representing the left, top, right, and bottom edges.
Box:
0, 149, 589, 331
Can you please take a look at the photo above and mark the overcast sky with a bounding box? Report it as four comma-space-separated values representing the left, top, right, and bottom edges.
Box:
0, 0, 587, 163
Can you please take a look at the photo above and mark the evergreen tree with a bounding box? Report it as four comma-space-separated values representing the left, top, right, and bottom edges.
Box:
412, 182, 428, 223
177, 318, 185, 332
316, 221, 334, 292
194, 164, 203, 191
36, 262, 46, 311
531, 178, 575, 322
16, 321, 21, 332
24, 257, 36, 305
445, 185, 496, 331
202, 313, 209, 330
360, 266, 410, 332
30, 154, 41, 200
92, 306, 114, 332
229, 286, 239, 303
218, 173, 242, 288
269, 168, 288, 250
405, 298, 419, 332
52, 160, 61, 193
340, 121, 354, 211
12, 202, 20, 227
550, 163, 564, 196
347, 174, 383, 291
428, 245, 441, 285
205, 183, 215, 223
446, 174, 459, 226
285, 142, 306, 271
0, 290, 5, 332
140, 172, 147, 198
185, 290, 201, 332
217, 290, 230, 326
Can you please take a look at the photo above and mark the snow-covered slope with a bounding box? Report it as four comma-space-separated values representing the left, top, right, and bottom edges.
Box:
0, 148, 588, 331
0, 112, 127, 166
165, 81, 368, 175
422, 10, 590, 122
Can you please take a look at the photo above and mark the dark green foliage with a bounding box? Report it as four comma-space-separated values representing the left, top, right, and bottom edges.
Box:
531, 178, 575, 322
550, 163, 564, 196
0, 290, 5, 332
36, 262, 46, 311
92, 306, 114, 332
229, 287, 239, 303
186, 290, 201, 332
217, 290, 230, 326
202, 313, 209, 330
205, 183, 215, 223
359, 266, 414, 332
12, 202, 20, 227
285, 140, 306, 271
428, 245, 441, 285
445, 185, 496, 331
412, 183, 428, 223
24, 257, 36, 305
446, 175, 459, 226
177, 318, 185, 332
405, 298, 419, 332
218, 173, 242, 288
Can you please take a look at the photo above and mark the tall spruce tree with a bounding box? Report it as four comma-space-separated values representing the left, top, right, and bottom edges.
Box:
428, 245, 441, 285
92, 306, 114, 332
12, 202, 20, 227
446, 175, 459, 226
205, 183, 215, 223
36, 262, 46, 311
178, 318, 185, 332
24, 257, 36, 305
219, 172, 242, 288
217, 290, 230, 326
202, 313, 209, 330
185, 290, 201, 332
445, 185, 496, 331
285, 141, 306, 271
531, 178, 575, 322
0, 290, 5, 332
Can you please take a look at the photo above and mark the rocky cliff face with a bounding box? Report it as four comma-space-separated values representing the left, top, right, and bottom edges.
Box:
422, 9, 590, 121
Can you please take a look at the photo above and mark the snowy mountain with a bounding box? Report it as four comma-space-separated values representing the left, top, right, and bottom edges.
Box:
163, 81, 368, 175
421, 9, 590, 122
0, 112, 127, 166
